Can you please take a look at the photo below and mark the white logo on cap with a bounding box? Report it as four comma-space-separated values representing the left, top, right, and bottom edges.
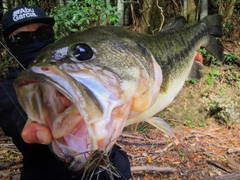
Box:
12, 7, 38, 21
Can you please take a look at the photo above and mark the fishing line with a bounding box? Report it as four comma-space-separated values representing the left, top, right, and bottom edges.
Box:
0, 41, 27, 120
0, 41, 26, 70
0, 82, 27, 120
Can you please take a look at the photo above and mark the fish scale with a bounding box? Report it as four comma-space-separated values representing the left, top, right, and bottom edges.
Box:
14, 14, 223, 174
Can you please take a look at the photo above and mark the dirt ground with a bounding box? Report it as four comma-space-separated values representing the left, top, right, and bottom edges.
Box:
0, 129, 22, 180
1, 123, 240, 180
121, 123, 240, 180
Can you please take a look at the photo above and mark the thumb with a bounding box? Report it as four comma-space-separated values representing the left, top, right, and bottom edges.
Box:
21, 118, 52, 145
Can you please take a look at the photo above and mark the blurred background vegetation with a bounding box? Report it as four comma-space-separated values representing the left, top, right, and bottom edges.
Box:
0, 0, 239, 39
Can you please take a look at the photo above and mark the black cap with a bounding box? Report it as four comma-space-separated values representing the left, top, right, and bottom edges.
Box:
2, 5, 55, 38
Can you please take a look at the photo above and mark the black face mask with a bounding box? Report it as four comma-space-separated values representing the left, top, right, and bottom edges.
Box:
6, 37, 54, 68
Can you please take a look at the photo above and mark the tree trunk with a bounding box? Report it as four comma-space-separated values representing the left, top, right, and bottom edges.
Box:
117, 0, 124, 26
183, 0, 188, 17
181, 0, 198, 25
218, 0, 237, 22
200, 0, 208, 19
187, 0, 197, 25
140, 0, 164, 34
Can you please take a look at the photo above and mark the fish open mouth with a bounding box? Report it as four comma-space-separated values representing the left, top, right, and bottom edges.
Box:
49, 92, 91, 171
16, 79, 92, 170
14, 66, 131, 171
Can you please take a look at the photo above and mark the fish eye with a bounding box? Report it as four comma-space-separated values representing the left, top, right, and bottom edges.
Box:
73, 43, 93, 61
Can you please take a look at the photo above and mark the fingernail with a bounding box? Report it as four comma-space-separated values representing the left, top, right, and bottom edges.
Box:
36, 131, 49, 144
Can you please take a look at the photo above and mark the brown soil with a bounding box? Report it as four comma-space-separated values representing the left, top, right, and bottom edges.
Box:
120, 123, 240, 180
1, 123, 240, 180
0, 129, 22, 180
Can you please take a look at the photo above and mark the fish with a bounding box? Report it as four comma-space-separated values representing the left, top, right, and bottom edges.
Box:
13, 14, 223, 175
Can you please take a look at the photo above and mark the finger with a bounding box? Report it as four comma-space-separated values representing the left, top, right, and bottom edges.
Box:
21, 119, 52, 145
195, 52, 203, 63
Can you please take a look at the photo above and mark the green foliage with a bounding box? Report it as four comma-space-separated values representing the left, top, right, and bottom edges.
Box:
198, 48, 221, 65
211, 69, 220, 76
0, 57, 12, 69
136, 122, 151, 133
168, 123, 174, 127
198, 122, 206, 127
207, 68, 220, 87
176, 148, 184, 157
225, 70, 239, 82
224, 52, 238, 65
189, 79, 197, 84
221, 53, 240, 88
48, 0, 119, 40
223, 21, 233, 37
166, 107, 173, 112
0, 54, 18, 80
198, 48, 214, 61
183, 119, 192, 127
233, 0, 240, 14
204, 95, 239, 124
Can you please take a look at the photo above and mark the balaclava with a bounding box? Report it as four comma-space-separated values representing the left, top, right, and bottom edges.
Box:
2, 5, 55, 69
6, 35, 54, 68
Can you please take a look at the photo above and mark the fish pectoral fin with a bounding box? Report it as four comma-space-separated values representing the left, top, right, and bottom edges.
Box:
146, 117, 175, 137
187, 61, 203, 80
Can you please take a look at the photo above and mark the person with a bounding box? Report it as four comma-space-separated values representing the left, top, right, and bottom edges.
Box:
0, 5, 131, 180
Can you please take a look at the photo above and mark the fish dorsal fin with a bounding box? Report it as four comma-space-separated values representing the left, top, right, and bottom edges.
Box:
146, 117, 175, 137
188, 61, 204, 80
161, 16, 187, 32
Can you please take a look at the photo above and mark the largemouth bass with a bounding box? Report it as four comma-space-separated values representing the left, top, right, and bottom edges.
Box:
14, 15, 223, 173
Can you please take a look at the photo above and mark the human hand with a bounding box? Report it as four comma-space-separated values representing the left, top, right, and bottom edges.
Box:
194, 52, 203, 64
21, 95, 71, 145
21, 118, 52, 145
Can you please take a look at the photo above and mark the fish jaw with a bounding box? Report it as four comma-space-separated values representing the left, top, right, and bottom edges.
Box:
14, 65, 132, 171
